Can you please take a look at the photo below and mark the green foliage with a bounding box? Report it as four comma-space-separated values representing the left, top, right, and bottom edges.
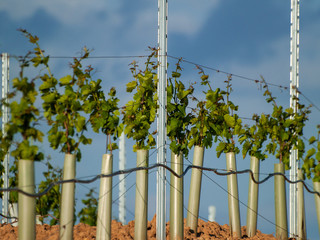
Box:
82, 78, 121, 153
213, 75, 243, 157
77, 188, 98, 226
187, 70, 243, 158
22, 30, 93, 161
167, 59, 194, 157
4, 29, 318, 215
122, 49, 158, 151
261, 78, 310, 168
0, 50, 44, 161
188, 67, 223, 150
239, 114, 269, 160
36, 157, 62, 225
8, 160, 18, 203
302, 125, 320, 182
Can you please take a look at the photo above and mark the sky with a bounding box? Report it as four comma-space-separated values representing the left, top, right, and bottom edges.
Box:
1, 0, 320, 239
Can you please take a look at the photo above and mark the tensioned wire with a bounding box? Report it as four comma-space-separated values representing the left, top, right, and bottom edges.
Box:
182, 157, 299, 238
0, 146, 162, 221
3, 53, 319, 112
1, 163, 319, 198
1, 157, 317, 239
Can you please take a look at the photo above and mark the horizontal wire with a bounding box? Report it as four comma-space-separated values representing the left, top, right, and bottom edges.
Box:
0, 52, 290, 91
204, 167, 298, 238
0, 162, 316, 238
164, 172, 210, 223
167, 55, 289, 90
168, 55, 320, 113
1, 163, 319, 199
170, 157, 297, 237
298, 90, 320, 112
112, 201, 135, 218
185, 157, 300, 237
1, 54, 150, 60
78, 180, 136, 218
2, 53, 319, 112
0, 213, 18, 221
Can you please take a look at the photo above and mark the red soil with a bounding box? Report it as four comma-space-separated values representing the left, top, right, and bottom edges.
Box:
0, 215, 278, 239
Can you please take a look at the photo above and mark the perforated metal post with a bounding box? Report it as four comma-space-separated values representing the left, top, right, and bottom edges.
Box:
289, 0, 300, 237
157, 0, 168, 239
1, 53, 9, 223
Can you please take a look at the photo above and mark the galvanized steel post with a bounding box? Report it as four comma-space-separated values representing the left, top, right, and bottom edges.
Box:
1, 53, 9, 223
289, 0, 300, 237
157, 0, 168, 239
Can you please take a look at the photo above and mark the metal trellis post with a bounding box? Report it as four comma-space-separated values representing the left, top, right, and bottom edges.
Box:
157, 0, 168, 239
1, 53, 9, 223
289, 0, 300, 237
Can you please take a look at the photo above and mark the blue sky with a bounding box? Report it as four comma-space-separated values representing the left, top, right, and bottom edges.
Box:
1, 0, 320, 239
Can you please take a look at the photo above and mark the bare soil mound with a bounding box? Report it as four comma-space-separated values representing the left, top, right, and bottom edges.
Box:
0, 215, 277, 239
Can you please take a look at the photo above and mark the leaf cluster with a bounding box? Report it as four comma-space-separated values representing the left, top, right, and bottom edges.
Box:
188, 72, 243, 157
77, 188, 98, 226
21, 30, 124, 160
214, 75, 244, 157
167, 60, 194, 157
36, 46, 93, 161
261, 80, 310, 168
122, 49, 158, 151
8, 160, 18, 203
36, 157, 62, 225
82, 78, 121, 153
239, 114, 269, 160
302, 126, 320, 182
0, 53, 44, 161
188, 68, 222, 150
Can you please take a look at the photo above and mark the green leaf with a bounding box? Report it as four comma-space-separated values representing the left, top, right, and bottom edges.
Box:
309, 136, 317, 145
59, 75, 72, 85
224, 114, 235, 128
172, 72, 181, 78
126, 80, 137, 92
39, 79, 55, 91
306, 148, 316, 158
242, 141, 251, 159
201, 75, 209, 81
42, 92, 56, 103
216, 142, 226, 158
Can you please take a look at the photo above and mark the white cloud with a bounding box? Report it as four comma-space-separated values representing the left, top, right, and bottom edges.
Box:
226, 18, 320, 91
169, 0, 220, 36
0, 0, 123, 25
228, 37, 290, 86
1, 0, 221, 41
220, 27, 320, 125
123, 8, 157, 46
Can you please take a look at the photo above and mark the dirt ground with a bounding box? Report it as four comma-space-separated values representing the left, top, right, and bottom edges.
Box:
0, 215, 278, 239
